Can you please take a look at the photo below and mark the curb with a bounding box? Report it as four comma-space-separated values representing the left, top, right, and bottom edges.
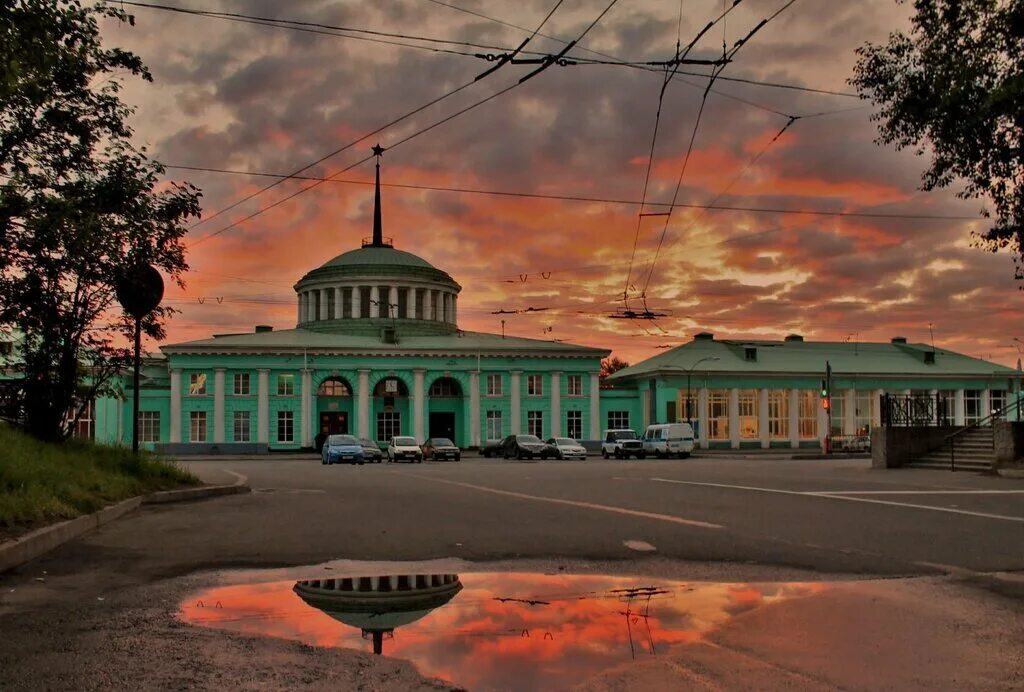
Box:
0, 481, 250, 574
996, 467, 1024, 479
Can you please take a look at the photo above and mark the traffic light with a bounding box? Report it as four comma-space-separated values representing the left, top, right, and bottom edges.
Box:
820, 379, 829, 398
822, 396, 831, 411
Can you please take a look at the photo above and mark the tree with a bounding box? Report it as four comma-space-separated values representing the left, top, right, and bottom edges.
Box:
850, 0, 1023, 278
599, 356, 630, 387
0, 1, 201, 441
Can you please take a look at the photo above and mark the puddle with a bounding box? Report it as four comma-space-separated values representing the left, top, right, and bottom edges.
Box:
180, 567, 823, 691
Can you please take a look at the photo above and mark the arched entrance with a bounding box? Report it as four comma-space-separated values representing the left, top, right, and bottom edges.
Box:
372, 376, 410, 443
317, 377, 354, 443
427, 377, 463, 445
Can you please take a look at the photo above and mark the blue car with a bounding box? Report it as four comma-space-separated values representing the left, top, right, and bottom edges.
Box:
321, 434, 365, 465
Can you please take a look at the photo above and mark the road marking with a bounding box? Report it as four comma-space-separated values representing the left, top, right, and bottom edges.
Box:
809, 489, 1024, 495
222, 470, 248, 486
409, 475, 724, 530
650, 478, 1024, 523
623, 540, 657, 552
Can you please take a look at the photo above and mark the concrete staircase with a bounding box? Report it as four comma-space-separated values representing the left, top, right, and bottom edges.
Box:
906, 426, 994, 471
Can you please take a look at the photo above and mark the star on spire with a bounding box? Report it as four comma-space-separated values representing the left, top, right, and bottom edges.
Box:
371, 143, 385, 158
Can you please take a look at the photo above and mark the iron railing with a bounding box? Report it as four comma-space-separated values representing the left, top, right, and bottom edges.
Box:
943, 396, 1022, 472
880, 392, 951, 427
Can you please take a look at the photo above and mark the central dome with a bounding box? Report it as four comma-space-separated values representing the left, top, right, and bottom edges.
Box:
321, 246, 436, 270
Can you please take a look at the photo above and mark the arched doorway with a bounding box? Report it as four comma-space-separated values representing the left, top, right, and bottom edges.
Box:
427, 377, 463, 445
317, 377, 353, 445
372, 376, 410, 443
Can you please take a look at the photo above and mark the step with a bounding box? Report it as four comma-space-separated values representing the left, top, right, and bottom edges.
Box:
906, 460, 991, 471
917, 451, 992, 463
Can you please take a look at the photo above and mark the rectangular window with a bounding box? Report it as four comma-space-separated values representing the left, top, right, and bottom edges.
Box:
830, 393, 845, 436
991, 389, 1008, 420
189, 372, 207, 396
486, 374, 503, 396
738, 389, 758, 439
68, 399, 95, 440
527, 375, 543, 396
709, 390, 729, 440
679, 391, 697, 424
768, 390, 788, 439
277, 410, 294, 443
233, 373, 250, 396
855, 391, 873, 435
527, 410, 543, 437
190, 411, 207, 443
799, 390, 817, 439
607, 411, 630, 430
566, 374, 583, 397
486, 410, 503, 441
277, 374, 295, 396
377, 411, 401, 442
138, 411, 160, 443
342, 287, 352, 318
964, 389, 983, 424
566, 410, 582, 439
233, 411, 251, 442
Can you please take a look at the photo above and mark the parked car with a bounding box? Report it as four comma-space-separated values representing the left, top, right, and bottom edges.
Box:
322, 434, 365, 465
641, 423, 695, 458
546, 437, 588, 460
387, 435, 423, 463
601, 429, 644, 459
500, 434, 556, 460
421, 437, 461, 461
481, 439, 503, 458
358, 438, 384, 463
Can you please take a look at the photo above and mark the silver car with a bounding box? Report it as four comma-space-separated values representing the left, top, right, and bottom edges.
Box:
546, 437, 588, 460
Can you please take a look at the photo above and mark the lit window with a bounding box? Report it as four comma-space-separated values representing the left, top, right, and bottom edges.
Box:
318, 379, 350, 396
768, 390, 788, 439
527, 410, 543, 437
233, 373, 250, 396
190, 411, 207, 442
189, 373, 207, 396
566, 410, 582, 439
138, 411, 160, 443
527, 375, 543, 396
486, 374, 503, 396
567, 375, 583, 397
277, 374, 295, 396
607, 411, 630, 429
738, 389, 758, 439
855, 391, 873, 435
233, 411, 250, 442
799, 391, 817, 439
709, 391, 729, 440
277, 410, 294, 442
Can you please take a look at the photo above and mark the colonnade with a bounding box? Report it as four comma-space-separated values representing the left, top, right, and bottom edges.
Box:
296, 284, 458, 324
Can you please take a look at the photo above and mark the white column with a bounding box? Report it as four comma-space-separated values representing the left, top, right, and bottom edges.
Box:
424, 290, 433, 321
510, 370, 522, 434
844, 388, 856, 435
758, 388, 770, 449
550, 371, 561, 439
370, 285, 380, 318
297, 294, 304, 324
469, 370, 480, 447
334, 287, 343, 319
213, 368, 225, 444
788, 388, 800, 449
698, 387, 709, 449
358, 369, 371, 438
589, 372, 600, 440
301, 369, 313, 447
319, 289, 328, 320
257, 369, 269, 444
413, 369, 425, 443
169, 368, 182, 443
352, 285, 362, 318
305, 291, 315, 322
954, 389, 966, 426
872, 389, 884, 427
452, 295, 458, 325
728, 388, 740, 449
641, 386, 651, 428
981, 388, 991, 419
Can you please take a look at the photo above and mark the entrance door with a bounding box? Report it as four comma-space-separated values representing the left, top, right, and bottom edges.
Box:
428, 412, 456, 441
319, 412, 349, 435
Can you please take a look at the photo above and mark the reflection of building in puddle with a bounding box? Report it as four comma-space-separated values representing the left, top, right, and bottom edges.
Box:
293, 574, 462, 655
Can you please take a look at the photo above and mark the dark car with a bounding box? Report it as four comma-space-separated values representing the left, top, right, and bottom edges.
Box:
358, 438, 384, 463
500, 434, 556, 460
481, 439, 504, 458
421, 437, 461, 461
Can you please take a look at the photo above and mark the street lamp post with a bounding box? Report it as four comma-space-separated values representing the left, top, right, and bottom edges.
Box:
679, 357, 721, 428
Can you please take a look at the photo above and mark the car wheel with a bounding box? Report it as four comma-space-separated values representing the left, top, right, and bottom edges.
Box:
517, 451, 525, 460
455, 455, 461, 461
638, 452, 646, 459
680, 452, 690, 459
614, 451, 622, 459
601, 449, 609, 459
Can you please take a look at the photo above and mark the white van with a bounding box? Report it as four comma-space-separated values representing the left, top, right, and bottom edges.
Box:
642, 423, 695, 458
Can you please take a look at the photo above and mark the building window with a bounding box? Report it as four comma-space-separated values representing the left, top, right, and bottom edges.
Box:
607, 411, 630, 430
768, 390, 788, 439
190, 411, 207, 442
566, 410, 582, 439
830, 393, 845, 436
991, 389, 1008, 420
679, 391, 697, 424
567, 374, 583, 397
138, 411, 160, 443
189, 373, 207, 396
377, 411, 401, 441
486, 410, 502, 441
527, 410, 543, 437
964, 389, 982, 424
429, 378, 460, 397
855, 391, 873, 435
233, 373, 250, 396
738, 389, 758, 439
486, 374, 503, 396
318, 378, 350, 396
709, 390, 729, 440
277, 374, 295, 396
277, 410, 294, 443
527, 375, 543, 396
233, 411, 251, 442
67, 399, 95, 440
799, 391, 817, 439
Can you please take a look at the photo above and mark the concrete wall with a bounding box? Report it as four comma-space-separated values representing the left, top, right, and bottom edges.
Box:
993, 422, 1024, 468
871, 426, 959, 469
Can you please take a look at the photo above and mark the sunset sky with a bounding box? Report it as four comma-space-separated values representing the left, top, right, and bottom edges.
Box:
99, 0, 1023, 366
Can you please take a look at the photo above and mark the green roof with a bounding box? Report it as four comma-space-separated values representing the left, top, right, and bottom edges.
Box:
609, 337, 1019, 380
163, 328, 608, 358
322, 246, 435, 270
296, 245, 460, 290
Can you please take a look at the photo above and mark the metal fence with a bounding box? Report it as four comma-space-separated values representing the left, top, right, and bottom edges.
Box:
880, 392, 952, 427
0, 380, 25, 425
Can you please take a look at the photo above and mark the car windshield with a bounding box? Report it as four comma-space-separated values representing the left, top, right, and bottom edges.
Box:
518, 435, 542, 443
328, 435, 358, 445
612, 431, 637, 440
358, 439, 375, 446
394, 437, 416, 446
432, 438, 454, 446
554, 437, 577, 445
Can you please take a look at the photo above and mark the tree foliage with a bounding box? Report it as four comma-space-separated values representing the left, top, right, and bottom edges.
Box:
599, 356, 630, 387
0, 1, 201, 441
851, 0, 1023, 277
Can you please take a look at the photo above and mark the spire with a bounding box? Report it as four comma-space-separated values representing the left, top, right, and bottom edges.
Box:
371, 143, 385, 247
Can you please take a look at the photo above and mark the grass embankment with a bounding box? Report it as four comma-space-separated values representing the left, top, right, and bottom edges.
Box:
0, 424, 200, 532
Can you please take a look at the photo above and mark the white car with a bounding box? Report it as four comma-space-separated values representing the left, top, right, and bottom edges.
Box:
387, 435, 423, 463
546, 437, 588, 460
642, 423, 695, 458
601, 429, 644, 459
